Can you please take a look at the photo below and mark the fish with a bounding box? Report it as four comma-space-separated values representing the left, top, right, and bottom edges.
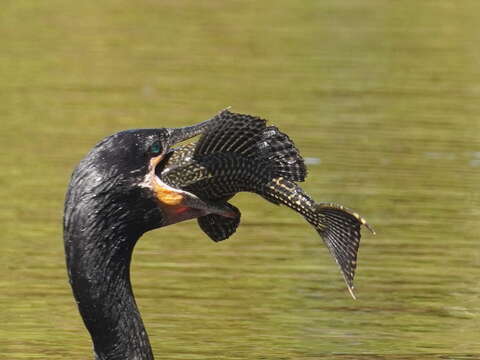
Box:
160, 110, 374, 298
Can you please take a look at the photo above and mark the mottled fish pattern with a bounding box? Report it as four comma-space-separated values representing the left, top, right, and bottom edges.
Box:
161, 110, 374, 297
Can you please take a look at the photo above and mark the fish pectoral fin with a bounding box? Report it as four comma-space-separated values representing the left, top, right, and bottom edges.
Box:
197, 203, 241, 242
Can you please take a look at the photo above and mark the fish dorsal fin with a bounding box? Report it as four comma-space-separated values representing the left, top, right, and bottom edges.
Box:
194, 110, 266, 157
194, 110, 306, 182
256, 127, 306, 182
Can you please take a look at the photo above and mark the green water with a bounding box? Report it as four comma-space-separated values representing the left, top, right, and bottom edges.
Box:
1, 1, 479, 359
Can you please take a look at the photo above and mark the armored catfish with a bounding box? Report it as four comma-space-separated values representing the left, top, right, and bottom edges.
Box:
159, 110, 374, 297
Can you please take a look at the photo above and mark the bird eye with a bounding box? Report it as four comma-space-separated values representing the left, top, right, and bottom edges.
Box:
149, 141, 162, 155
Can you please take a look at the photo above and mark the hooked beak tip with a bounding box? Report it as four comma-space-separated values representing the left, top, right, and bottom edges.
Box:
166, 112, 221, 148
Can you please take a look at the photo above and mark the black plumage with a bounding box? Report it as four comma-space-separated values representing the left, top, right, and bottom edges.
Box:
64, 119, 215, 360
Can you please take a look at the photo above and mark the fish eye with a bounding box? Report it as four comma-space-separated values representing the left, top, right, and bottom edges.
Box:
149, 141, 162, 156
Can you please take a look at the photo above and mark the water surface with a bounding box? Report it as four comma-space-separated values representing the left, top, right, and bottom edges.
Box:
0, 1, 479, 359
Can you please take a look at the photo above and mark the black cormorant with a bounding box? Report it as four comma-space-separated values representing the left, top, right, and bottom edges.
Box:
64, 112, 372, 360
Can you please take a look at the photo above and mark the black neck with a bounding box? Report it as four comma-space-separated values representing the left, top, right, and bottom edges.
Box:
65, 219, 154, 360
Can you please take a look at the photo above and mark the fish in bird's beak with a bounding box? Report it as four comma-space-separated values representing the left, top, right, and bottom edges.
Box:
141, 115, 236, 226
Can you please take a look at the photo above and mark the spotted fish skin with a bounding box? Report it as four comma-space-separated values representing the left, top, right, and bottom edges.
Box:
261, 176, 374, 297
162, 111, 306, 201
160, 110, 373, 297
163, 147, 293, 201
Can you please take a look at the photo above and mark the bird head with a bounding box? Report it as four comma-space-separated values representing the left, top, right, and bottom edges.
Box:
64, 119, 213, 239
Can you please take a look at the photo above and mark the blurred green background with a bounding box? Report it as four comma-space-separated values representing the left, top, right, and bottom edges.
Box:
1, 1, 479, 359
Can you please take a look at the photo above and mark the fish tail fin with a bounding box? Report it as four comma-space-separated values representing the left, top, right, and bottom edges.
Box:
261, 178, 374, 297
313, 203, 375, 299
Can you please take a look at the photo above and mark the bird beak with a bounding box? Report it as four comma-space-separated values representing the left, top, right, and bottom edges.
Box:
142, 114, 220, 226
148, 115, 217, 204
165, 113, 217, 149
